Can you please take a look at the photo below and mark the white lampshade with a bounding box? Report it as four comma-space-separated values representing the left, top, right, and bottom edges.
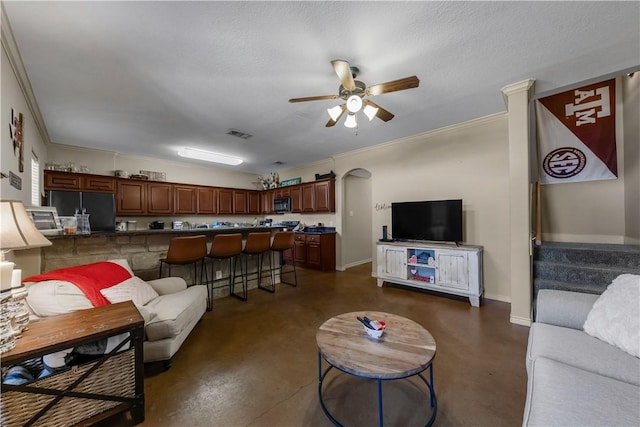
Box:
346, 95, 363, 113
1, 200, 52, 252
363, 104, 379, 121
327, 105, 344, 121
344, 113, 357, 129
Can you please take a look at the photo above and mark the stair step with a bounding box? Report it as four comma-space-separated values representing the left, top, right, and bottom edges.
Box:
533, 261, 639, 286
534, 242, 640, 270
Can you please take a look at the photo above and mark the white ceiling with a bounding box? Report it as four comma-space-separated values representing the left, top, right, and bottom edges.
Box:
3, 1, 639, 175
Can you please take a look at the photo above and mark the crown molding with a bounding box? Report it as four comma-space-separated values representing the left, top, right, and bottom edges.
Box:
332, 111, 507, 162
501, 79, 536, 108
1, 3, 51, 145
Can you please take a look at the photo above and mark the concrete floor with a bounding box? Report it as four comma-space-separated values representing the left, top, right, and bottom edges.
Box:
106, 263, 530, 427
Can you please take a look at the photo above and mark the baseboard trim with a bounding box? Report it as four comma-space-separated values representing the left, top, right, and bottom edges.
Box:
484, 293, 511, 303
341, 258, 372, 270
510, 315, 531, 327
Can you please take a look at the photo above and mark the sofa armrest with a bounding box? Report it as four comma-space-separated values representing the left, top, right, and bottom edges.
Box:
536, 289, 599, 330
146, 277, 188, 296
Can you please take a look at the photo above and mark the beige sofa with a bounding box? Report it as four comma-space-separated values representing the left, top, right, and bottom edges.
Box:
24, 259, 207, 366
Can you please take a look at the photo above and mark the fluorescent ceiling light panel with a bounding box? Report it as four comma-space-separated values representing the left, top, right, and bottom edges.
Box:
178, 148, 243, 165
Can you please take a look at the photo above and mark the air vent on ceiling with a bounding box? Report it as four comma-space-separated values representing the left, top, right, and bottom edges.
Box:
227, 129, 253, 139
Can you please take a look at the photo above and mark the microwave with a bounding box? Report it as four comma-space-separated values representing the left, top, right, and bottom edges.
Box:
25, 206, 63, 235
273, 197, 291, 213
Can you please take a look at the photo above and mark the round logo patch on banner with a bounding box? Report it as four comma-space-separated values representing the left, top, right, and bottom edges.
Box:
543, 147, 587, 179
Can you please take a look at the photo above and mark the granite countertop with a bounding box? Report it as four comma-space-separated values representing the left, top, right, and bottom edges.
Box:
298, 227, 336, 234
46, 226, 285, 239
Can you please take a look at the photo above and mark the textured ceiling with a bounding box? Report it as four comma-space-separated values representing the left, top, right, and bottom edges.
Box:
3, 1, 639, 174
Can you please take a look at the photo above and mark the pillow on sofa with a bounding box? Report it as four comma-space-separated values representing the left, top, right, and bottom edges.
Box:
26, 280, 94, 317
583, 274, 640, 358
100, 276, 159, 307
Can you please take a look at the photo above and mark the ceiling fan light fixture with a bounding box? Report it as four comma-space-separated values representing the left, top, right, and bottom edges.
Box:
346, 95, 363, 113
178, 147, 243, 165
344, 113, 357, 129
327, 105, 344, 121
363, 104, 379, 121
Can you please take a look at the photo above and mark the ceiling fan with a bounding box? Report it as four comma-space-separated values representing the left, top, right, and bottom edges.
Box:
289, 60, 419, 128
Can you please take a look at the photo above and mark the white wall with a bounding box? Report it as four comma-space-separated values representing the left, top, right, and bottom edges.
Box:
1, 46, 48, 203
342, 173, 372, 268
46, 143, 258, 189
1, 40, 50, 277
540, 75, 639, 244
281, 114, 513, 301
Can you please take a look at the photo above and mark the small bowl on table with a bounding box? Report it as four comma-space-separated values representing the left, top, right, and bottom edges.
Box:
364, 320, 387, 340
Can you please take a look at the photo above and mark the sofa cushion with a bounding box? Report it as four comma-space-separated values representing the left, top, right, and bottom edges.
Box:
583, 274, 640, 358
523, 357, 640, 426
527, 322, 640, 386
26, 280, 94, 317
144, 285, 206, 341
100, 276, 159, 307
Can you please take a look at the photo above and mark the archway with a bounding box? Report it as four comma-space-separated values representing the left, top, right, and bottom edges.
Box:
341, 168, 373, 269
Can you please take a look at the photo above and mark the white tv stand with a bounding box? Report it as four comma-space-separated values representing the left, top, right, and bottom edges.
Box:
376, 241, 483, 307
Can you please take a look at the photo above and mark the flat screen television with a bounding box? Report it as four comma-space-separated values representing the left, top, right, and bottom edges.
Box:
391, 199, 463, 243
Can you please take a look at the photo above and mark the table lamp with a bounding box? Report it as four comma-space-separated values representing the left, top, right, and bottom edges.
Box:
1, 200, 52, 291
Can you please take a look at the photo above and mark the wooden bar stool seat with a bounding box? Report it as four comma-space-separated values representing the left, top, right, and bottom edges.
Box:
207, 233, 245, 305
270, 231, 297, 287
242, 232, 273, 293
159, 235, 208, 292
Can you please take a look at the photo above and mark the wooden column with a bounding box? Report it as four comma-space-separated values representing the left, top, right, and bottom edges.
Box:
501, 79, 535, 326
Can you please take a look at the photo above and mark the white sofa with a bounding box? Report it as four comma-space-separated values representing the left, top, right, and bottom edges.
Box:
523, 287, 640, 426
24, 259, 207, 366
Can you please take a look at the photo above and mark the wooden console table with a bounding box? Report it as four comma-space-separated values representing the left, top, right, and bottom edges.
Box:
1, 301, 145, 426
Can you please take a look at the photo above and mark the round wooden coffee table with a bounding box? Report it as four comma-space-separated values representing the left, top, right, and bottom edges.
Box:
316, 311, 437, 427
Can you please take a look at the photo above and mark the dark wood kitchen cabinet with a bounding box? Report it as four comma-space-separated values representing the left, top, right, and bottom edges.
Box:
301, 183, 316, 213
247, 191, 260, 214
218, 188, 234, 214
174, 185, 197, 214
261, 190, 273, 214
45, 170, 115, 193
197, 187, 218, 214
233, 190, 248, 214
147, 182, 173, 214
291, 186, 302, 213
314, 179, 335, 212
117, 180, 146, 215
116, 180, 172, 215
287, 232, 336, 271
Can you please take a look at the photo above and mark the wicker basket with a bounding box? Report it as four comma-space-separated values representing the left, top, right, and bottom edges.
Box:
1, 348, 136, 427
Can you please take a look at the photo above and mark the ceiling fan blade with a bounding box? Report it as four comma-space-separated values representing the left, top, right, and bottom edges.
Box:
326, 105, 347, 127
289, 95, 339, 103
331, 60, 356, 91
367, 76, 420, 97
363, 100, 395, 122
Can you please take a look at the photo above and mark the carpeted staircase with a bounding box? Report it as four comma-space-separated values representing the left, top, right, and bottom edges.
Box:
533, 242, 640, 298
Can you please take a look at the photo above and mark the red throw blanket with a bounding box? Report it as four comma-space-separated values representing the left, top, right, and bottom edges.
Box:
23, 261, 132, 307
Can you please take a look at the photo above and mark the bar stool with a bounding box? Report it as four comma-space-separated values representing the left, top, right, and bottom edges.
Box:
207, 233, 245, 306
159, 235, 207, 289
242, 232, 273, 293
270, 231, 297, 287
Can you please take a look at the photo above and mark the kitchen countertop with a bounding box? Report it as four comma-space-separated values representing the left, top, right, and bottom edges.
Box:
46, 226, 285, 239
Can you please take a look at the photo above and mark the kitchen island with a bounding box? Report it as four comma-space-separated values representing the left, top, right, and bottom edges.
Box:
40, 227, 286, 299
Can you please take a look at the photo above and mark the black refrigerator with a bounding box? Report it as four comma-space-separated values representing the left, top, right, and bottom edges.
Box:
48, 190, 116, 232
